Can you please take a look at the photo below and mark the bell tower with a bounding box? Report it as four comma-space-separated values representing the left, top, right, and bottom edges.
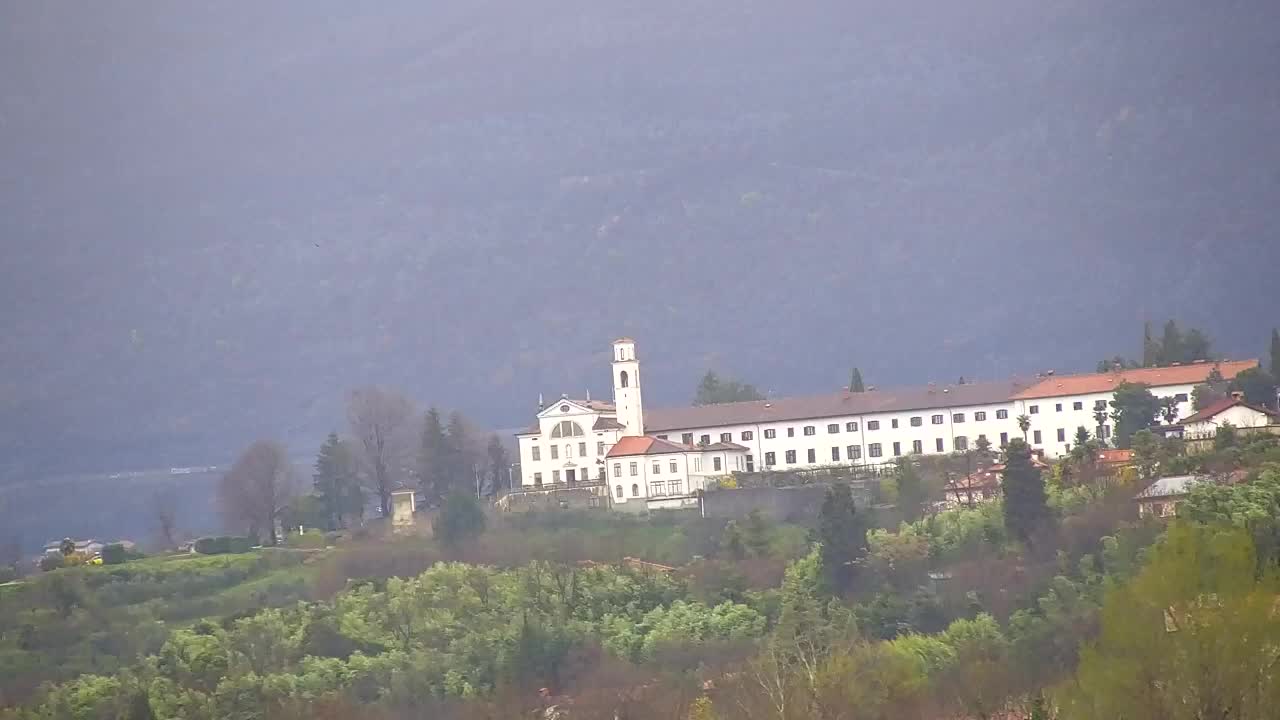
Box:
612, 338, 644, 437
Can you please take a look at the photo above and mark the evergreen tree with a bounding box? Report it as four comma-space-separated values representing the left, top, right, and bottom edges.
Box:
744, 509, 771, 557
850, 367, 866, 392
417, 407, 450, 504
1159, 319, 1183, 366
1230, 367, 1279, 409
485, 434, 510, 496
1109, 381, 1160, 448
1182, 327, 1211, 362
720, 520, 747, 560
433, 492, 486, 549
814, 483, 867, 594
313, 432, 360, 530
1001, 439, 1051, 546
1073, 426, 1091, 447
1271, 328, 1280, 378
894, 457, 925, 523
446, 411, 474, 494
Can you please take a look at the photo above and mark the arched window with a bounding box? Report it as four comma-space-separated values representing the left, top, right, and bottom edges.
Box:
631, 483, 639, 497
615, 485, 623, 498
619, 370, 629, 388
550, 421, 584, 438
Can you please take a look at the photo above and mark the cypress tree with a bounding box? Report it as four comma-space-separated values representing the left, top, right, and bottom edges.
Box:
1002, 439, 1051, 546
418, 408, 450, 503
850, 367, 866, 393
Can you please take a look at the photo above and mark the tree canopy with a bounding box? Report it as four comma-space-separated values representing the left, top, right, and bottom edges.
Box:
693, 370, 765, 405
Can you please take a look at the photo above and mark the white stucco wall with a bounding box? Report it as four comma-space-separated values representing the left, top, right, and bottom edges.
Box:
1185, 404, 1274, 438
1014, 383, 1198, 457
518, 400, 619, 487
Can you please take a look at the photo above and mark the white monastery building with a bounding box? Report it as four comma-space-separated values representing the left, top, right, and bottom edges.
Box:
516, 338, 1257, 511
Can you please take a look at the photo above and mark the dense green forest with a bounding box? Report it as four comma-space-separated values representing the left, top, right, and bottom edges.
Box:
5, 429, 1280, 719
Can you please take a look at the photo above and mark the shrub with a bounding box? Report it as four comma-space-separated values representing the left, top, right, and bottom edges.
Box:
101, 543, 128, 565
194, 536, 254, 555
286, 529, 327, 549
39, 554, 65, 572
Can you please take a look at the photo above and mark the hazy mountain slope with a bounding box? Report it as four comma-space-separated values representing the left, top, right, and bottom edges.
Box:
1, 0, 1278, 479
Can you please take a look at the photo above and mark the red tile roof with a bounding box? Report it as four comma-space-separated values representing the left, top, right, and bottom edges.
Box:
1098, 449, 1133, 465
1178, 397, 1279, 425
643, 379, 1024, 433
1011, 360, 1258, 400
605, 436, 694, 458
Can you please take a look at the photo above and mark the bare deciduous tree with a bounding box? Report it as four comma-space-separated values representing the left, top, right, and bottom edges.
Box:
218, 439, 296, 545
347, 386, 416, 517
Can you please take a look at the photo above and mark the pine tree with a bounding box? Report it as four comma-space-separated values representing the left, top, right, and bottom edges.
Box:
744, 509, 771, 557
313, 432, 353, 530
446, 411, 473, 495
1001, 439, 1051, 546
1159, 319, 1183, 366
486, 434, 510, 496
814, 483, 867, 593
418, 408, 450, 503
850, 367, 866, 393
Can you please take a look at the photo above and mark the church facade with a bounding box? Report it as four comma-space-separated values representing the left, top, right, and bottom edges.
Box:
515, 338, 1258, 510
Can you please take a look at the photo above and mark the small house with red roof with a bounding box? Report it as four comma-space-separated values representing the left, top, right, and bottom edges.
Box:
1155, 393, 1279, 441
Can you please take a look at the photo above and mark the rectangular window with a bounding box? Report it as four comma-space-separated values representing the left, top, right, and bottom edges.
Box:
746, 456, 754, 472
807, 448, 816, 463
650, 481, 665, 496
656, 434, 668, 440
955, 436, 968, 451
699, 434, 711, 445
552, 470, 561, 483
1073, 401, 1083, 410
931, 414, 944, 425
597, 442, 605, 455
975, 411, 987, 421
1033, 430, 1042, 444
531, 446, 541, 461
1103, 425, 1112, 438
534, 472, 543, 485
670, 479, 683, 495
765, 451, 776, 466
579, 441, 587, 456
869, 443, 883, 458
803, 426, 816, 436
952, 413, 965, 423
892, 419, 900, 429
1054, 403, 1062, 412
550, 445, 559, 459
785, 450, 797, 464
1174, 393, 1188, 402
996, 409, 1009, 419
1029, 405, 1040, 414
912, 440, 923, 454
694, 457, 702, 472
713, 457, 722, 472
787, 427, 796, 437
848, 445, 862, 460
669, 460, 678, 473
831, 446, 841, 461
910, 417, 922, 427
764, 429, 776, 439
682, 432, 694, 445
613, 463, 622, 478
652, 462, 662, 474
1094, 400, 1107, 411
867, 420, 881, 430
999, 432, 1009, 447
720, 432, 732, 443
629, 462, 638, 476
827, 423, 840, 434
935, 438, 944, 452
893, 441, 902, 456
1056, 428, 1066, 442
742, 430, 754, 441
846, 421, 859, 432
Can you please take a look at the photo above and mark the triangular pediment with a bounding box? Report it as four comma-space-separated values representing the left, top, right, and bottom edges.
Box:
537, 397, 608, 419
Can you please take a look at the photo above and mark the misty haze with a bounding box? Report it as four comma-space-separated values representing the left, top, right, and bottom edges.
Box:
2, 1, 1279, 718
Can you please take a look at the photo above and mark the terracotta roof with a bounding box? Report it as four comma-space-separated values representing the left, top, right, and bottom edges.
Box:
1179, 397, 1279, 426
1098, 449, 1133, 465
606, 436, 695, 458
1012, 360, 1258, 400
947, 467, 1001, 492
643, 379, 1023, 433
592, 416, 626, 431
